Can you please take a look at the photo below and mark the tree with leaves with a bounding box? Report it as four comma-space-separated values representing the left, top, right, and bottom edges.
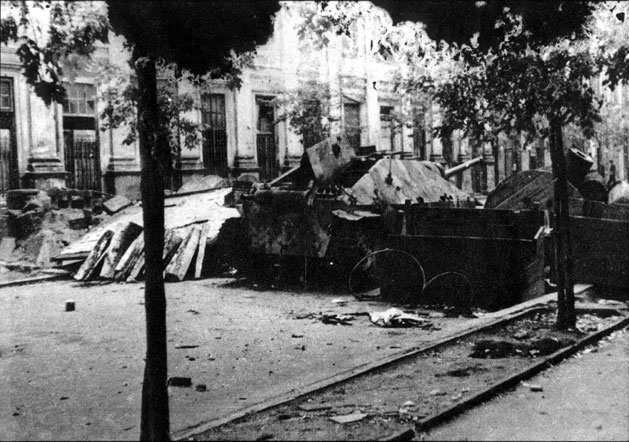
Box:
2, 1, 280, 440
428, 11, 627, 329
276, 79, 331, 149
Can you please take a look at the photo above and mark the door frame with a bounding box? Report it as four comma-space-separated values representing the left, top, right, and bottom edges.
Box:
0, 76, 19, 193
254, 94, 279, 181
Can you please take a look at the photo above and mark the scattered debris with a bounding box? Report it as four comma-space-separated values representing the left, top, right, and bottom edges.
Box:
65, 300, 75, 312
295, 312, 357, 325
102, 195, 132, 215
429, 389, 447, 396
329, 411, 367, 424
470, 340, 521, 358
398, 400, 417, 417
167, 377, 192, 387
435, 363, 488, 377
176, 175, 230, 194
331, 298, 348, 306
297, 403, 332, 412
522, 382, 544, 392
512, 330, 531, 340
369, 308, 432, 328
470, 336, 575, 358
291, 334, 304, 338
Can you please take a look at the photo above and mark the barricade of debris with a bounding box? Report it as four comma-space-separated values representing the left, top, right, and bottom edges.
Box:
485, 148, 629, 294
0, 188, 118, 279
53, 178, 239, 283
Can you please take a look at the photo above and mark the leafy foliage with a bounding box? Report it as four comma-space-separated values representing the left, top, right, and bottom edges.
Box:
276, 80, 332, 148
371, 0, 592, 50
1, 1, 109, 104
428, 13, 615, 146
107, 1, 279, 76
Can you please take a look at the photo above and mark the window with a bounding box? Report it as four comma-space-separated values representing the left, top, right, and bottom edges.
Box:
256, 97, 275, 134
63, 83, 96, 116
201, 93, 226, 130
0, 78, 13, 111
200, 93, 228, 176
343, 102, 361, 150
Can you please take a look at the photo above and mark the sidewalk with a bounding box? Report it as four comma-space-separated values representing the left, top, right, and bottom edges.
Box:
423, 328, 629, 441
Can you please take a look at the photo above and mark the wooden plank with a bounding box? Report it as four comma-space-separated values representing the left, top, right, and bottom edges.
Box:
114, 233, 145, 281
73, 230, 114, 281
162, 228, 185, 269
126, 229, 184, 282
165, 225, 201, 281
102, 195, 132, 215
100, 222, 143, 279
126, 253, 145, 282
0, 237, 16, 261
194, 222, 210, 279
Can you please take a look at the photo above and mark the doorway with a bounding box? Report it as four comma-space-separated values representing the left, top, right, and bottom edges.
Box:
63, 83, 101, 191
0, 77, 18, 194
256, 96, 278, 181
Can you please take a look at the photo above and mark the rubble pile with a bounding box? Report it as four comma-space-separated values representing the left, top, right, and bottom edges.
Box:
0, 188, 110, 271
56, 186, 239, 283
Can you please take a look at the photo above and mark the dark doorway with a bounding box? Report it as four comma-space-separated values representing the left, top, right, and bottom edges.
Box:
0, 77, 18, 194
343, 102, 361, 150
63, 83, 101, 191
256, 96, 278, 181
201, 93, 228, 176
379, 105, 394, 151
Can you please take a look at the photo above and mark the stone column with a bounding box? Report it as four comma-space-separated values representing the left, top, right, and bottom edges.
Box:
482, 141, 495, 193
22, 93, 66, 189
233, 74, 258, 177
496, 144, 506, 182
429, 101, 444, 163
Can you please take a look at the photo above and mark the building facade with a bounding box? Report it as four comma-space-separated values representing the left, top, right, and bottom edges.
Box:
1, 2, 625, 199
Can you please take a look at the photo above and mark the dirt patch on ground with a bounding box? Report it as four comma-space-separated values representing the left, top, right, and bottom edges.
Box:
195, 310, 623, 441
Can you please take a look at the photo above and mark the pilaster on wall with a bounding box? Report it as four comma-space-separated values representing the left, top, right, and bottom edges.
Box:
482, 142, 496, 193
22, 91, 66, 189
457, 151, 474, 193
496, 145, 506, 182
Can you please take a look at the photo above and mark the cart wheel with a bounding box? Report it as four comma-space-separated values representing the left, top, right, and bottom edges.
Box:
422, 272, 473, 308
348, 248, 425, 304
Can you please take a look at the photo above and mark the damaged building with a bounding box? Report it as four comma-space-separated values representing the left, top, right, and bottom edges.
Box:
6, 3, 624, 200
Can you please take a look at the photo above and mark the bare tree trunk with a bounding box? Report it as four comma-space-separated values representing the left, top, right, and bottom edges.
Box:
136, 56, 170, 441
549, 119, 576, 330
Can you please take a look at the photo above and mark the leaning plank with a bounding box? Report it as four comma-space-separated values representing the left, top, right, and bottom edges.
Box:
165, 225, 201, 281
100, 222, 143, 279
127, 229, 183, 282
127, 253, 145, 282
114, 233, 145, 281
73, 230, 114, 281
194, 222, 210, 279
162, 228, 185, 269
